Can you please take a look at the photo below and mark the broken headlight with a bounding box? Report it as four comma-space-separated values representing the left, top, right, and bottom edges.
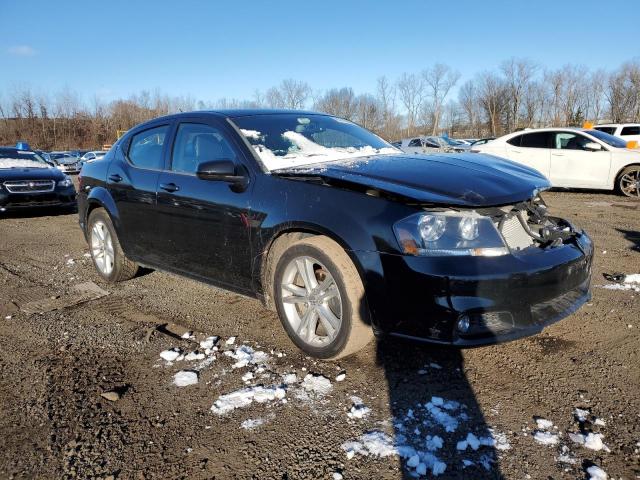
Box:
393, 211, 509, 257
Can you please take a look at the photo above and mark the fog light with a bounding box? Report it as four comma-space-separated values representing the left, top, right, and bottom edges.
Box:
457, 315, 470, 333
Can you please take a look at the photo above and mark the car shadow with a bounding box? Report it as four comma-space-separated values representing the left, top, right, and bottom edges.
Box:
348, 284, 504, 478
616, 228, 640, 252
371, 338, 504, 479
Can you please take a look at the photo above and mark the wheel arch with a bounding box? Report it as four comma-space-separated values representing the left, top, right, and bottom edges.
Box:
613, 163, 640, 192
258, 223, 367, 310
84, 187, 121, 239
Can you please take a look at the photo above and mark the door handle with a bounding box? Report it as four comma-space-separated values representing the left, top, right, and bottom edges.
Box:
551, 153, 565, 156
108, 174, 122, 182
159, 182, 180, 193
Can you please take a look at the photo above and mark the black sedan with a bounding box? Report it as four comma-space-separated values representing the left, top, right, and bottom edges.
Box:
77, 110, 593, 359
0, 148, 76, 212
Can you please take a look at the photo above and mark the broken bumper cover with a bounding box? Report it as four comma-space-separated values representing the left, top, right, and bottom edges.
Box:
0, 186, 76, 211
365, 231, 593, 346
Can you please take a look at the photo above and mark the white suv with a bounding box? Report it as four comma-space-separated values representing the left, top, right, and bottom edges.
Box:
594, 124, 640, 143
472, 128, 640, 197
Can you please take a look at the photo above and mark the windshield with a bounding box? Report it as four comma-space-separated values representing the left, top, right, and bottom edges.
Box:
0, 150, 50, 169
586, 129, 628, 148
231, 114, 398, 171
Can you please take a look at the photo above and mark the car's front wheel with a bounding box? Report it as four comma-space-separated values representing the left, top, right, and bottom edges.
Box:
87, 208, 139, 282
273, 236, 373, 359
617, 165, 640, 198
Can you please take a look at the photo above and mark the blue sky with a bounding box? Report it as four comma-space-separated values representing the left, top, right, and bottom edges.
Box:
1, 0, 638, 104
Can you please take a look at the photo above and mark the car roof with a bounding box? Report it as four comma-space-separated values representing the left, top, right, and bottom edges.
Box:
596, 123, 640, 127
130, 109, 331, 132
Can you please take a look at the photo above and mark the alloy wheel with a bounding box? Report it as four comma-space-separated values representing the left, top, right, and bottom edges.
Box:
90, 220, 115, 275
280, 256, 343, 347
619, 167, 640, 197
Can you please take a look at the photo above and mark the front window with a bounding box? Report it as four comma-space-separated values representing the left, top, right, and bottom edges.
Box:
231, 114, 398, 171
0, 150, 50, 169
585, 130, 627, 149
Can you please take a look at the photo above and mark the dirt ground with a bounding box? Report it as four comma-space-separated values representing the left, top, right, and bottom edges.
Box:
0, 189, 639, 480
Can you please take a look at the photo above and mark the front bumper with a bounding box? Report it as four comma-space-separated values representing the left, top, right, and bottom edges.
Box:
361, 231, 593, 346
0, 186, 77, 211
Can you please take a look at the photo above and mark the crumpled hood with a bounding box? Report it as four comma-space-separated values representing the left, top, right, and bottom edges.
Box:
278, 153, 551, 207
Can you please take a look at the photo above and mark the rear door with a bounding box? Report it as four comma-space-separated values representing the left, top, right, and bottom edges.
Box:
106, 123, 170, 262
504, 132, 552, 178
549, 131, 611, 188
154, 118, 254, 292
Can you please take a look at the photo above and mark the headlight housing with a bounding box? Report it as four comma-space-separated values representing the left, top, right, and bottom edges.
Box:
57, 176, 73, 187
393, 211, 508, 257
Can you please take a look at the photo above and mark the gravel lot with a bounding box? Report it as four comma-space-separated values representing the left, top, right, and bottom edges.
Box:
0, 189, 639, 480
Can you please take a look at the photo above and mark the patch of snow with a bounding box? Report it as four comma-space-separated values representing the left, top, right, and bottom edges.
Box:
594, 418, 606, 426
160, 349, 181, 362
281, 373, 298, 385
347, 397, 371, 419
533, 431, 560, 445
332, 473, 343, 480
425, 400, 459, 432
224, 345, 269, 369
574, 408, 590, 422
174, 370, 198, 387
429, 363, 442, 369
0, 158, 50, 169
225, 336, 236, 345
569, 432, 609, 451
335, 372, 346, 382
586, 465, 607, 480
181, 331, 193, 339
536, 418, 554, 430
199, 336, 219, 349
184, 351, 206, 361
301, 373, 332, 396
211, 385, 286, 415
241, 417, 268, 430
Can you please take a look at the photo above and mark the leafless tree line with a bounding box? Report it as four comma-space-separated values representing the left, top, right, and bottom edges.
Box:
1, 58, 639, 149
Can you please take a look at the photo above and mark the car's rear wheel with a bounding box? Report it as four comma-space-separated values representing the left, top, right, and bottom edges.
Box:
617, 166, 640, 198
273, 236, 373, 359
87, 208, 139, 282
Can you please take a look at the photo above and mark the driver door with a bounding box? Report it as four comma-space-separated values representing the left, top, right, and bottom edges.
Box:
549, 132, 611, 188
154, 118, 254, 292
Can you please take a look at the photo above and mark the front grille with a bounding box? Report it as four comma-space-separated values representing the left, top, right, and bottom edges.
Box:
496, 215, 535, 250
3, 179, 56, 193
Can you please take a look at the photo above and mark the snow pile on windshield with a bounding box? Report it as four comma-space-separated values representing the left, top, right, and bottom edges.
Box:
0, 158, 49, 169
243, 129, 397, 171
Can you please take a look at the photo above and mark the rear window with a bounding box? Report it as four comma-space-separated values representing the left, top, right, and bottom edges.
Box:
519, 132, 552, 148
127, 125, 169, 170
621, 126, 640, 136
506, 135, 521, 146
594, 126, 616, 135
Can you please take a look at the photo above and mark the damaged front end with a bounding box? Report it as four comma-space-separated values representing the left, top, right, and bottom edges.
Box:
482, 195, 582, 253
374, 193, 594, 346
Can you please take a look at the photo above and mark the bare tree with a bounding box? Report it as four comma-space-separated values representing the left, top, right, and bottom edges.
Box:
397, 72, 425, 137
422, 64, 460, 135
266, 79, 311, 109
313, 87, 357, 119
477, 72, 507, 136
501, 58, 537, 131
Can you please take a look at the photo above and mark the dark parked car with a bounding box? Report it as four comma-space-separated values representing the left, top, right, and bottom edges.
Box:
77, 110, 593, 359
0, 147, 76, 212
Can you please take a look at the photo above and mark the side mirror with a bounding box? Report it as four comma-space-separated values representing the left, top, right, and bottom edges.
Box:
584, 142, 602, 151
196, 159, 249, 190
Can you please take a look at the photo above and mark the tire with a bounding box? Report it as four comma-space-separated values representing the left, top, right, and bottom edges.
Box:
272, 235, 373, 359
616, 165, 640, 198
87, 208, 139, 282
